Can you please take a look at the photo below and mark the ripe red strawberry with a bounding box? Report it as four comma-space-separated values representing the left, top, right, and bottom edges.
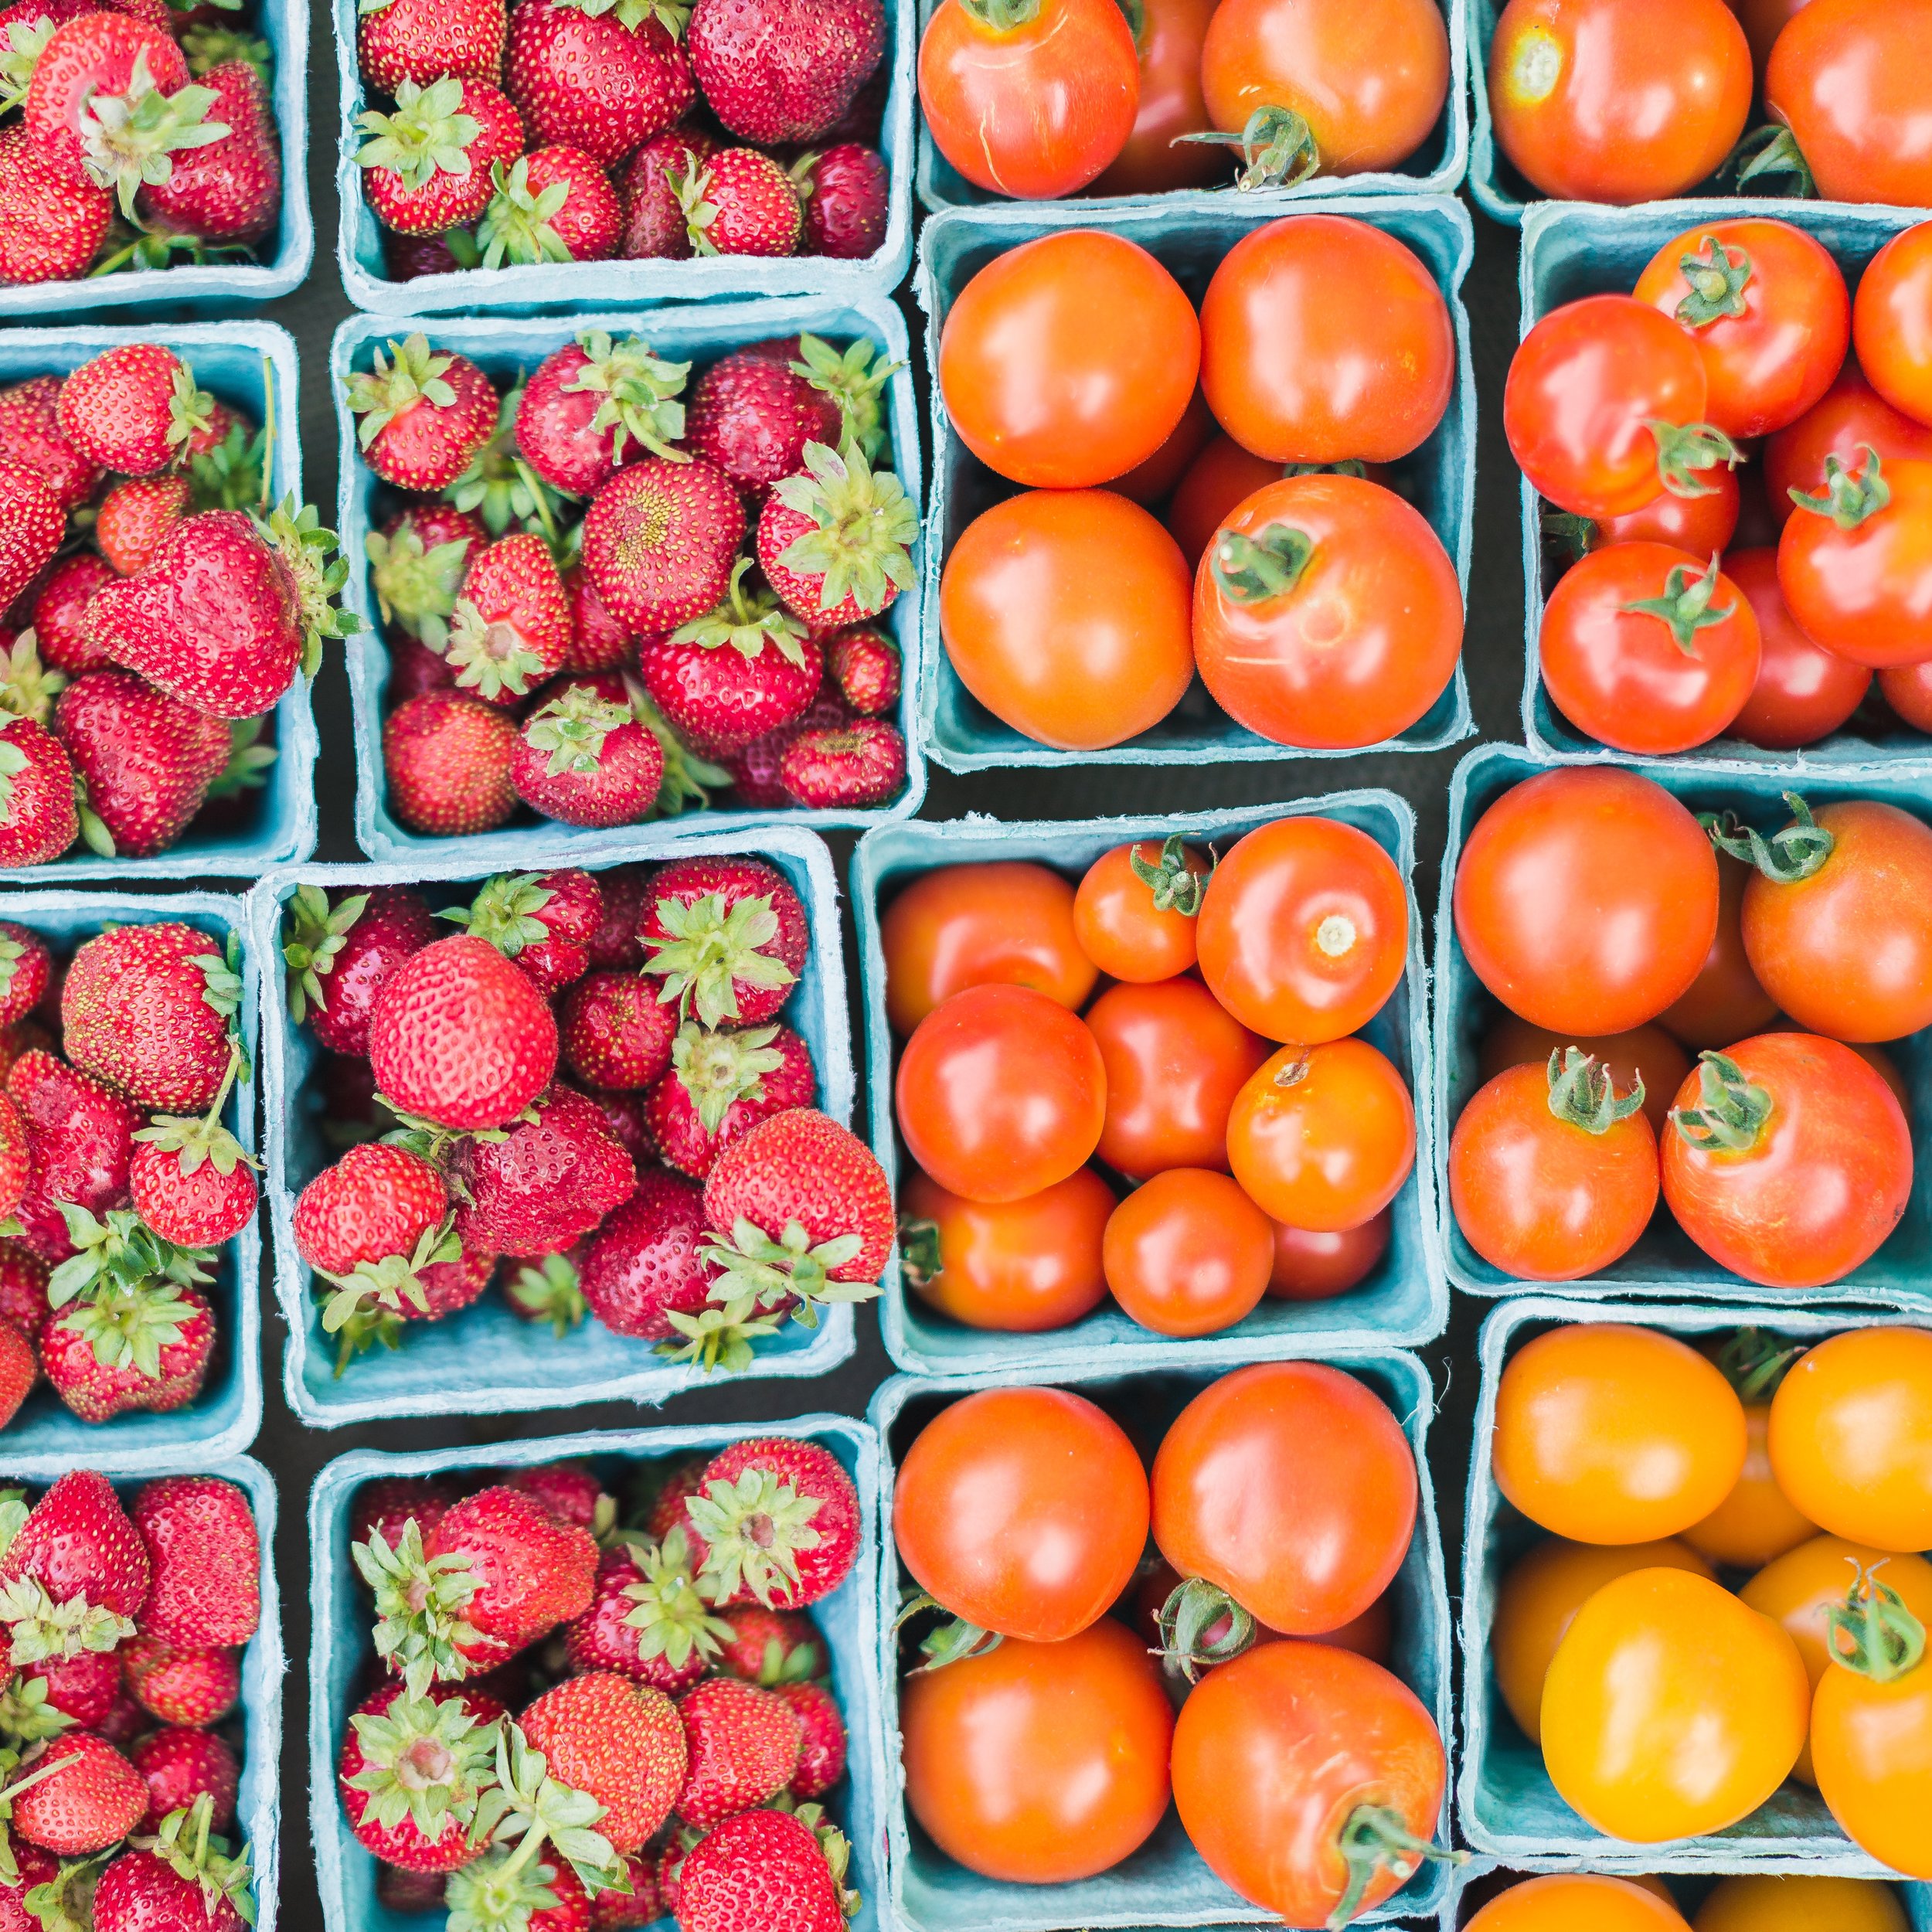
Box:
0, 1840, 58, 1930
388, 631, 459, 705
512, 682, 665, 829
42, 1278, 216, 1420
56, 345, 211, 478
583, 1087, 651, 1166
798, 141, 886, 258
384, 689, 519, 836
11, 1648, 121, 1733
9, 1731, 147, 1852
689, 1436, 859, 1610
563, 563, 635, 673
445, 531, 571, 704
563, 1536, 724, 1692
0, 717, 77, 866
444, 866, 600, 992
641, 1456, 710, 1562
779, 1679, 845, 1798
590, 1852, 661, 1930
95, 476, 189, 577
5, 1050, 138, 1262
506, 0, 692, 163
32, 554, 115, 675
452, 1085, 635, 1257
478, 144, 620, 265
368, 502, 487, 652
338, 1679, 505, 1873
0, 1088, 26, 1220
642, 560, 822, 750
757, 441, 916, 634
284, 886, 437, 1056
53, 670, 231, 860
357, 76, 525, 236
673, 146, 801, 257
294, 1141, 453, 1332
0, 1320, 32, 1427
94, 1810, 257, 1932
139, 60, 281, 242
0, 462, 61, 610
353, 1478, 458, 1559
712, 1603, 821, 1684
683, 348, 843, 502
638, 855, 806, 1028
131, 1726, 239, 1835
516, 333, 689, 497
672, 1676, 801, 1827
560, 971, 677, 1090
0, 126, 112, 283
686, 0, 881, 143
0, 376, 100, 510
132, 1475, 260, 1647
583, 872, 648, 967
359, 0, 507, 92
0, 1238, 48, 1336
655, 1835, 689, 1920
825, 624, 898, 715
583, 457, 743, 636
645, 1021, 813, 1180
502, 1461, 610, 1532
577, 1166, 710, 1342
348, 337, 498, 493
619, 124, 713, 258
0, 1470, 149, 1657
779, 717, 904, 808
674, 1804, 852, 1932
121, 1633, 240, 1725
519, 1671, 685, 1852
128, 1105, 259, 1247
61, 921, 239, 1114
0, 923, 48, 1029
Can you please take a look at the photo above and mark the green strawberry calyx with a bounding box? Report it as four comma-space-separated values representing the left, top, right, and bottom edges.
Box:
0, 1673, 76, 1744
0, 18, 55, 116
189, 418, 267, 512
345, 1691, 504, 1845
51, 1275, 201, 1382
793, 335, 900, 465
316, 1215, 464, 1335
684, 1461, 825, 1609
669, 558, 809, 668
477, 157, 572, 271
445, 387, 563, 539
441, 872, 558, 958
669, 148, 723, 256
181, 20, 269, 80
0, 633, 66, 730
553, 0, 685, 29
348, 333, 461, 448
772, 441, 918, 620
617, 1528, 731, 1670
136, 1796, 257, 1927
563, 329, 690, 466
281, 885, 372, 1022
641, 890, 795, 1028
256, 495, 364, 679
77, 53, 229, 220
132, 1071, 260, 1185
655, 1299, 782, 1376
366, 522, 474, 648
699, 1215, 874, 1331
0, 1573, 137, 1666
20, 1852, 104, 1932
0, 931, 33, 1005
669, 1021, 784, 1134
441, 596, 548, 702
505, 1254, 586, 1337
522, 685, 632, 778
355, 77, 481, 192
356, 1518, 485, 1696
465, 1722, 627, 1897
46, 1202, 215, 1308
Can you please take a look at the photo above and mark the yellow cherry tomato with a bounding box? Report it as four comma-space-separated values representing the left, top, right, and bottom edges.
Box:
1682, 1404, 1818, 1569
1468, 1873, 1690, 1930
1694, 1873, 1910, 1932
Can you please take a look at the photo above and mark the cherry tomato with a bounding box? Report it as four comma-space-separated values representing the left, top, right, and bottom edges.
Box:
1696, 1875, 1911, 1932
1109, 387, 1214, 505
1192, 472, 1464, 749
1736, 0, 1813, 72
917, 0, 1139, 199
1764, 362, 1932, 528
1195, 814, 1408, 1045
1152, 1359, 1418, 1631
895, 985, 1106, 1204
1090, 0, 1223, 192
1478, 1015, 1690, 1135
940, 490, 1194, 750
899, 1619, 1172, 1883
1072, 838, 1210, 982
881, 861, 1097, 1035
1778, 452, 1932, 666
1167, 434, 1288, 567
1298, 1591, 1395, 1665
1103, 1167, 1274, 1335
1879, 658, 1932, 731
1468, 1876, 1691, 1932
1723, 546, 1872, 750
1267, 1206, 1390, 1301
1226, 1038, 1415, 1233
1583, 462, 1740, 556
1853, 222, 1932, 428
939, 233, 1201, 490
1682, 1404, 1817, 1570
898, 1167, 1114, 1332
1198, 216, 1455, 465
1657, 852, 1780, 1052
1170, 1643, 1447, 1925
1453, 766, 1719, 1036
1489, 0, 1751, 202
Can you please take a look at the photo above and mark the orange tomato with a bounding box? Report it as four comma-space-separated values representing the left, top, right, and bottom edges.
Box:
1735, 0, 1814, 71
1478, 1014, 1689, 1135
1655, 851, 1780, 1052
1090, 0, 1224, 192
1854, 221, 1932, 429
1071, 838, 1210, 982
1682, 1402, 1817, 1570
1167, 434, 1287, 569
1267, 1206, 1390, 1301
1103, 1167, 1274, 1335
1110, 388, 1214, 505
1695, 1874, 1911, 1932
1467, 1874, 1691, 1931
1880, 658, 1932, 733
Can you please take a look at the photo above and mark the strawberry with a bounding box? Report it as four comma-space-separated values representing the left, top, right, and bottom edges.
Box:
121, 1633, 239, 1725
645, 1021, 813, 1179
348, 337, 499, 493
640, 1457, 710, 1564
673, 146, 800, 257
5, 1051, 138, 1263
0, 1321, 29, 1427
502, 1461, 610, 1532
359, 0, 507, 92
825, 624, 897, 715
673, 1804, 852, 1932
638, 855, 807, 1028
95, 476, 190, 577
516, 333, 689, 497
688, 1437, 858, 1611
590, 1852, 661, 1930
378, 1863, 451, 1911
56, 345, 213, 478
577, 1167, 710, 1342
778, 717, 904, 808
138, 60, 280, 242
798, 141, 886, 258
584, 1089, 651, 1166
128, 1098, 259, 1248
131, 1475, 259, 1648
31, 555, 115, 675
619, 124, 713, 258
478, 143, 621, 264
686, 0, 881, 143
0, 464, 61, 611
512, 682, 665, 829
384, 689, 519, 836
580, 873, 645, 967
452, 1085, 636, 1257
91, 1798, 257, 1932
8, 1646, 120, 1733
7, 1730, 147, 1852
645, 570, 822, 753
0, 377, 99, 510
444, 866, 601, 994
0, 718, 76, 866
560, 971, 677, 1090
519, 1671, 685, 1852
40, 1278, 216, 1422
446, 1849, 589, 1932
131, 1726, 238, 1835
757, 442, 916, 634
339, 1678, 505, 1872
563, 1535, 726, 1692
506, 0, 692, 162
388, 631, 459, 705
683, 345, 844, 502
368, 504, 486, 654
284, 886, 437, 1057
583, 457, 743, 635
0, 126, 112, 283
0, 925, 46, 1031
672, 1676, 800, 1827
352, 1477, 457, 1557
445, 531, 571, 704
0, 1240, 46, 1338
357, 76, 526, 236
712, 1603, 821, 1684
0, 1841, 57, 1928
0, 1090, 26, 1221
293, 1141, 454, 1335
442, 381, 566, 536
563, 563, 636, 673
778, 1679, 845, 1798
53, 671, 231, 860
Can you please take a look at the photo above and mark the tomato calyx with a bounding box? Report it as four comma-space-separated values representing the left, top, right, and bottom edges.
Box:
1670, 1049, 1774, 1154
1270, 1047, 1314, 1090
1672, 238, 1753, 330
1328, 1804, 1464, 1930
1211, 524, 1315, 604
1154, 1573, 1256, 1683
1175, 107, 1321, 192
1702, 791, 1835, 883
1545, 1046, 1645, 1134
1618, 553, 1737, 655
1644, 417, 1743, 501
896, 1215, 942, 1290
1825, 1566, 1927, 1685
1791, 446, 1892, 531
894, 1587, 1005, 1672
953, 0, 1044, 30
1709, 1325, 1804, 1403
1542, 507, 1597, 564
1128, 832, 1209, 917
1729, 124, 1818, 200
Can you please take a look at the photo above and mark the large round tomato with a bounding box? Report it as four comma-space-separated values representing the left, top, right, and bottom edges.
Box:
1267, 1207, 1390, 1301
1453, 767, 1719, 1036
1198, 216, 1454, 464
1151, 1359, 1417, 1633
895, 985, 1106, 1203
1103, 1168, 1274, 1336
1764, 363, 1932, 524
1166, 434, 1288, 567
940, 489, 1194, 749
1195, 814, 1408, 1045
1853, 221, 1932, 427
1778, 453, 1932, 666
917, 0, 1139, 199
1170, 1643, 1447, 1925
1478, 1015, 1689, 1135
1723, 546, 1872, 750
1696, 1875, 1912, 1932
1656, 852, 1780, 1052
898, 1619, 1172, 1883
938, 233, 1200, 489
1072, 837, 1210, 983
1467, 1875, 1691, 1931
1192, 473, 1464, 749
1090, 0, 1223, 192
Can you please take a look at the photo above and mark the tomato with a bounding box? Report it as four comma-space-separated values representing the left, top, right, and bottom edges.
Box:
917, 0, 1139, 199
1879, 658, 1932, 731
1103, 1168, 1274, 1335
1170, 1643, 1447, 1926
1195, 814, 1408, 1045
1853, 223, 1932, 428
899, 1619, 1172, 1883
1192, 473, 1464, 749
1696, 1875, 1912, 1932
898, 1168, 1114, 1332
1453, 767, 1719, 1036
1267, 1206, 1390, 1301
1152, 1359, 1417, 1632
1633, 220, 1849, 440
938, 233, 1201, 491
1541, 1566, 1810, 1842
1478, 1015, 1690, 1135
1764, 363, 1932, 527
1300, 1590, 1393, 1665
1085, 978, 1270, 1178
1198, 216, 1454, 465
1072, 838, 1210, 982
1492, 1536, 1715, 1744
940, 489, 1194, 750
880, 861, 1096, 1035
1736, 0, 1813, 72
1167, 434, 1287, 567
1090, 0, 1223, 192
1723, 546, 1872, 750
1583, 463, 1740, 556
895, 985, 1106, 1204
1538, 541, 1760, 755
1767, 1325, 1932, 1552
1197, 0, 1450, 178
1656, 852, 1779, 1052
1466, 1875, 1692, 1931
1682, 1407, 1817, 1571
1778, 453, 1932, 667
1110, 387, 1213, 505
1226, 1038, 1415, 1233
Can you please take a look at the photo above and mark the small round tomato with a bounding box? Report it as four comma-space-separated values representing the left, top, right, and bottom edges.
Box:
1681, 1405, 1818, 1572
1489, 0, 1751, 203
1303, 1590, 1393, 1664
1170, 1643, 1447, 1926
1542, 1566, 1810, 1842
1767, 1325, 1932, 1552
940, 489, 1194, 750
1880, 658, 1932, 731
1195, 814, 1408, 1045
1085, 977, 1270, 1178
1736, 0, 1812, 72
1764, 363, 1932, 526
938, 233, 1201, 490
1583, 461, 1741, 556
1696, 1875, 1913, 1932
1723, 546, 1872, 750
1478, 1015, 1689, 1135
1109, 387, 1214, 505
1199, 216, 1454, 464
1103, 1167, 1274, 1336
1072, 837, 1210, 983
1192, 473, 1464, 749
1453, 766, 1719, 1036
1634, 219, 1849, 440
1657, 852, 1780, 1052
1467, 1876, 1691, 1932
917, 0, 1140, 199
1778, 451, 1932, 666
895, 984, 1106, 1203
1090, 0, 1223, 192
880, 861, 1097, 1035
1267, 1206, 1390, 1301
899, 1619, 1172, 1883
1152, 1359, 1417, 1631
1226, 1038, 1415, 1233
1853, 221, 1932, 428
898, 1168, 1114, 1332
894, 1385, 1148, 1641
1166, 434, 1287, 568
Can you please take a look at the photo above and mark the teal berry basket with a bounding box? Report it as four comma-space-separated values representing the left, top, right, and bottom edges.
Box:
308, 1414, 886, 1932
1437, 1859, 1932, 1926
870, 1350, 1455, 1930
913, 194, 1476, 773
914, 0, 1468, 210
331, 298, 927, 865
1518, 199, 1932, 767
0, 889, 262, 1473
1461, 1294, 1924, 1873
251, 825, 856, 1428
1434, 743, 1932, 1311
0, 322, 316, 880
852, 794, 1448, 1379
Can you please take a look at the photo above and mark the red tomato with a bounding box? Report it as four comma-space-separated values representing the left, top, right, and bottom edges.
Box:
1267, 1206, 1391, 1301
895, 984, 1106, 1203
938, 233, 1202, 489
1198, 216, 1455, 465
1852, 222, 1932, 428
1465, 1876, 1690, 1931
1764, 362, 1932, 527
1488, 0, 1751, 202
1723, 545, 1872, 749
1090, 0, 1224, 192
917, 0, 1140, 199
1192, 473, 1464, 749
1879, 658, 1932, 731
1167, 434, 1287, 568
1478, 1015, 1690, 1136
1109, 388, 1214, 505
1583, 463, 1740, 556
1072, 838, 1211, 982
1738, 0, 1812, 71
940, 490, 1195, 750
1195, 814, 1409, 1045
1661, 1032, 1912, 1287
1103, 1167, 1274, 1335
1778, 452, 1932, 666
1656, 852, 1781, 1052
1453, 767, 1719, 1036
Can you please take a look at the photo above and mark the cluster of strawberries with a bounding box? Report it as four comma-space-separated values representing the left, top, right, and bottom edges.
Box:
0, 1471, 261, 1932
0, 0, 280, 286
286, 859, 893, 1375
357, 328, 914, 835
338, 1443, 862, 1930
355, 0, 889, 277
0, 917, 255, 1430
0, 343, 356, 866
